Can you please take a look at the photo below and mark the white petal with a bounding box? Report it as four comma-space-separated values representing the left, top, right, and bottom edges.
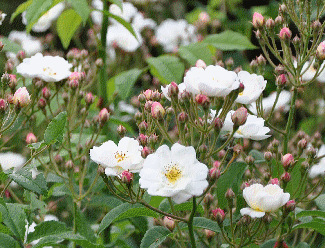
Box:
172, 192, 193, 204
240, 207, 265, 218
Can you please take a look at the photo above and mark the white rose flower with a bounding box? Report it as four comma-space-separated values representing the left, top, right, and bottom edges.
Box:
91, 0, 104, 25
155, 19, 197, 52
198, 65, 239, 97
109, 2, 138, 23
235, 71, 267, 104
139, 143, 209, 204
309, 145, 325, 178
240, 183, 290, 218
249, 90, 291, 115
22, 3, 65, 32
132, 12, 156, 31
106, 24, 143, 52
183, 67, 204, 95
161, 83, 186, 101
0, 152, 25, 171
222, 111, 271, 140
90, 137, 144, 176
16, 53, 72, 82
294, 60, 325, 83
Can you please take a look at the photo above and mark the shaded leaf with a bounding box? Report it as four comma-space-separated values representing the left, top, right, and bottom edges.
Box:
0, 37, 22, 54
293, 221, 325, 235
74, 203, 96, 243
25, 0, 53, 33
315, 194, 325, 211
0, 233, 20, 248
10, 0, 33, 22
44, 111, 67, 145
67, 0, 90, 24
27, 221, 69, 243
296, 210, 325, 219
140, 226, 171, 248
178, 42, 214, 66
248, 150, 265, 164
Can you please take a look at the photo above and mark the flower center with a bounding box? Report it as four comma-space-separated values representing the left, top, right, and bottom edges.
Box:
164, 164, 182, 184
115, 151, 128, 163
238, 91, 244, 96
43, 67, 57, 76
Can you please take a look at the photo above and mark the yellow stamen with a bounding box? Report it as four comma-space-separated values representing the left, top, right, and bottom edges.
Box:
164, 164, 182, 184
115, 152, 127, 163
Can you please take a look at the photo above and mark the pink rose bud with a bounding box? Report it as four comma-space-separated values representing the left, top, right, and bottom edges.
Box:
252, 12, 265, 29
98, 108, 110, 123
285, 200, 296, 212
264, 151, 273, 161
205, 229, 216, 239
199, 12, 210, 24
196, 59, 207, 68
26, 133, 37, 144
240, 182, 250, 190
168, 82, 179, 98
38, 98, 47, 109
231, 107, 248, 127
138, 121, 148, 133
121, 170, 133, 184
276, 74, 287, 86
178, 112, 188, 123
225, 188, 235, 199
69, 79, 79, 89
279, 27, 292, 40
163, 216, 175, 231
143, 89, 153, 101
13, 87, 30, 108
270, 178, 279, 185
213, 118, 223, 131
0, 41, 3, 52
281, 172, 291, 182
117, 125, 126, 137
274, 241, 289, 248
137, 134, 148, 146
17, 50, 25, 61
0, 99, 8, 113
265, 18, 275, 30
195, 94, 210, 109
141, 146, 151, 158
151, 101, 165, 120
85, 92, 95, 105
4, 190, 10, 198
42, 87, 51, 100
212, 208, 225, 224
316, 41, 325, 60
214, 160, 221, 168
281, 153, 295, 169
209, 166, 220, 180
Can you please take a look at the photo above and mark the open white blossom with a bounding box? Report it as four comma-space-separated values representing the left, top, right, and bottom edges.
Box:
139, 143, 209, 204
109, 2, 138, 22
161, 83, 186, 101
91, 0, 104, 25
222, 111, 271, 140
294, 60, 325, 83
8, 31, 43, 57
0, 152, 25, 171
132, 12, 156, 31
16, 53, 72, 82
240, 183, 290, 218
155, 19, 197, 52
22, 3, 65, 32
309, 145, 325, 178
90, 137, 144, 176
249, 90, 291, 115
235, 71, 267, 104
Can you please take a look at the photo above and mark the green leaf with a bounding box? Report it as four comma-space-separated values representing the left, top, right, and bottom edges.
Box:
296, 242, 310, 248
102, 10, 137, 39
27, 221, 69, 243
25, 0, 53, 33
286, 158, 305, 197
24, 191, 47, 215
8, 168, 48, 195
248, 150, 265, 164
0, 38, 22, 54
0, 233, 20, 248
260, 239, 276, 248
293, 221, 325, 235
216, 162, 247, 208
98, 203, 160, 234
108, 69, 143, 100
147, 55, 185, 85
178, 43, 214, 66
0, 199, 26, 242
140, 226, 171, 248
0, 172, 8, 183
89, 194, 123, 209
67, 0, 90, 24
57, 9, 82, 49
108, 0, 123, 10
315, 194, 325, 211
44, 111, 67, 145
296, 210, 325, 219
203, 30, 257, 51
27, 141, 46, 151
74, 203, 96, 243
159, 199, 204, 214
191, 217, 221, 233
10, 0, 33, 22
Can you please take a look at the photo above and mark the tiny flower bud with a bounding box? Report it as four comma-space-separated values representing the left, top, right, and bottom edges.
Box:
245, 155, 255, 165
312, 20, 322, 32
281, 153, 295, 169
274, 241, 289, 248
225, 188, 235, 199
212, 208, 225, 225
203, 193, 214, 207
250, 59, 258, 72
274, 16, 284, 26
279, 27, 292, 40
166, 107, 174, 116
37, 98, 47, 109
298, 138, 307, 150
168, 82, 179, 98
69, 79, 79, 89
205, 229, 216, 239
117, 125, 127, 137
151, 102, 165, 120
281, 172, 291, 182
0, 41, 3, 51
209, 166, 220, 181
316, 41, 325, 60
95, 58, 103, 67
270, 178, 279, 185
135, 111, 143, 121
0, 99, 8, 113
292, 35, 300, 46
195, 94, 210, 109
138, 121, 148, 132
218, 150, 226, 159
178, 112, 188, 123
141, 146, 151, 158
54, 154, 63, 165
163, 216, 175, 231
231, 107, 248, 127
99, 108, 110, 123
65, 160, 74, 170
13, 87, 31, 108
143, 89, 153, 101
85, 92, 95, 105
42, 87, 51, 100
26, 133, 37, 144
285, 200, 296, 212
152, 90, 161, 101
196, 59, 207, 68
257, 55, 266, 66
240, 182, 250, 190
213, 118, 224, 131
121, 170, 133, 185
265, 18, 275, 30
148, 133, 159, 146
144, 101, 152, 112
276, 74, 287, 86
137, 134, 148, 146
252, 12, 265, 29
225, 58, 234, 69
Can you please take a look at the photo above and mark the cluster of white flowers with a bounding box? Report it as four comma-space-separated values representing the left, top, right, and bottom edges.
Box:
240, 183, 290, 218
162, 63, 267, 103
155, 19, 197, 52
16, 53, 72, 82
91, 1, 156, 54
22, 2, 65, 32
90, 138, 209, 204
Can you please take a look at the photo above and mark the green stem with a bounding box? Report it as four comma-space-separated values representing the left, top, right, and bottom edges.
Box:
188, 197, 197, 248
168, 198, 186, 248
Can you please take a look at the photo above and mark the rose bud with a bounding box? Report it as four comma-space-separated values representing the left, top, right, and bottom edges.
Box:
195, 94, 210, 109
117, 125, 126, 137
42, 87, 51, 100
138, 121, 148, 133
168, 82, 179, 98
141, 146, 151, 158
163, 216, 175, 231
151, 102, 165, 120
281, 153, 295, 170
137, 134, 148, 146
281, 172, 291, 183
279, 27, 292, 40
213, 117, 223, 131
212, 208, 225, 225
316, 41, 325, 60
196, 59, 207, 68
231, 107, 248, 127
274, 241, 289, 248
209, 166, 220, 181
276, 74, 287, 86
178, 112, 188, 123
26, 133, 37, 144
13, 87, 31, 108
98, 108, 110, 123
252, 12, 265, 29
265, 18, 275, 30
225, 188, 235, 199
205, 229, 216, 239
121, 170, 133, 185
270, 178, 279, 185
85, 92, 95, 105
143, 89, 153, 101
38, 98, 47, 109
0, 99, 8, 113
284, 200, 296, 213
